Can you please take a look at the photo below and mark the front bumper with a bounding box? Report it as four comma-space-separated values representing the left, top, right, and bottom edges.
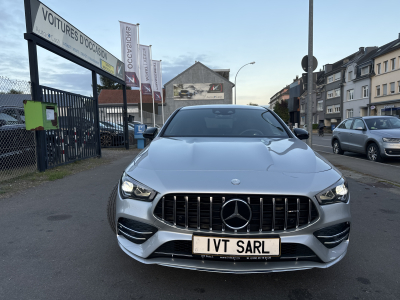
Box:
115, 186, 351, 273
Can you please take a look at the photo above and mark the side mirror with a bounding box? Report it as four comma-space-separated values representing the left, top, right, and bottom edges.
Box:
143, 127, 158, 140
293, 128, 309, 140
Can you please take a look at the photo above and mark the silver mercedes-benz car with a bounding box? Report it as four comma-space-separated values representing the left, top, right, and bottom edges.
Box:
107, 105, 351, 273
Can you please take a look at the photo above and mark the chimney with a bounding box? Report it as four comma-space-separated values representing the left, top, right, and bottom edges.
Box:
325, 64, 333, 73
359, 47, 364, 53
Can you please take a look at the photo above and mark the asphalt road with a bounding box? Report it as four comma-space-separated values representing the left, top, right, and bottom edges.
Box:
1, 150, 400, 300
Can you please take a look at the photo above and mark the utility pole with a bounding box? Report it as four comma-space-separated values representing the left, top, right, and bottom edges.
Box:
306, 0, 313, 148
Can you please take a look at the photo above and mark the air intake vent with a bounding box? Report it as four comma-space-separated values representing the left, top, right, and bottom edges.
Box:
313, 222, 350, 249
117, 218, 158, 244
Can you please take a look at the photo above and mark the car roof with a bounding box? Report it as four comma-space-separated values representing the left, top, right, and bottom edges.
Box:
180, 104, 266, 111
361, 116, 398, 119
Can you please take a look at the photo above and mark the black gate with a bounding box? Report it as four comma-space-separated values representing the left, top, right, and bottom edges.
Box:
41, 86, 99, 168
98, 105, 134, 147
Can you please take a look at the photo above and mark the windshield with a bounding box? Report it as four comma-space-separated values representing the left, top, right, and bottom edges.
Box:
163, 108, 289, 138
364, 117, 400, 130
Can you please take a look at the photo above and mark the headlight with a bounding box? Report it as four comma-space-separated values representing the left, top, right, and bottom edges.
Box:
382, 138, 400, 143
315, 178, 349, 205
120, 172, 157, 201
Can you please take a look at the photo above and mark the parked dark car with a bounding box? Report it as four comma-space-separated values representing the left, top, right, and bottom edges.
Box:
99, 121, 125, 147
0, 106, 35, 168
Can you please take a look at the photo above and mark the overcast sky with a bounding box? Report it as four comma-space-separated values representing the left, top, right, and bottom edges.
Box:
1, 0, 400, 105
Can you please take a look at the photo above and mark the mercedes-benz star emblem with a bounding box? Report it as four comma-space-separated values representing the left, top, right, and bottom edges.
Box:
231, 179, 240, 185
221, 199, 252, 230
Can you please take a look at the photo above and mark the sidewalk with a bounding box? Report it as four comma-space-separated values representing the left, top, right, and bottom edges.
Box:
316, 150, 400, 185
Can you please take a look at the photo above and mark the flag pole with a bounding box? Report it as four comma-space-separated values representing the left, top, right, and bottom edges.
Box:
149, 45, 156, 127
160, 60, 165, 125
137, 24, 143, 124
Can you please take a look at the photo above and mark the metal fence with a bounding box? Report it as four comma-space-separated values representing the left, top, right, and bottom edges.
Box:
0, 76, 37, 182
98, 106, 165, 147
98, 105, 133, 147
41, 86, 99, 168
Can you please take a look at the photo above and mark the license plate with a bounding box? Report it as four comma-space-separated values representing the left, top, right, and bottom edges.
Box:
192, 236, 280, 257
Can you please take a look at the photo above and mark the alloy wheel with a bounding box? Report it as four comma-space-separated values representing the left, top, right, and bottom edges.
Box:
368, 145, 378, 161
333, 142, 339, 154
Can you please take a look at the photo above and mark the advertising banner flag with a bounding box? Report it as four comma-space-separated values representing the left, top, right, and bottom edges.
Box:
151, 60, 162, 102
120, 21, 139, 87
139, 45, 152, 95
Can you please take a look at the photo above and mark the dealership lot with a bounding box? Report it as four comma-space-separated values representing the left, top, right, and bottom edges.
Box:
0, 149, 399, 300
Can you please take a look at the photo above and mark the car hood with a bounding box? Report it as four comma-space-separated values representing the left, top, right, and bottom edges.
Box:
124, 137, 339, 196
369, 129, 400, 138
128, 137, 331, 173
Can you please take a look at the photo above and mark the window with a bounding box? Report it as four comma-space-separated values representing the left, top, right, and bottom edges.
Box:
361, 66, 369, 75
334, 106, 341, 113
362, 86, 369, 98
390, 82, 395, 94
312, 114, 316, 124
340, 119, 353, 129
377, 63, 381, 74
398, 81, 400, 93
391, 58, 396, 70
347, 109, 354, 118
163, 108, 289, 138
301, 116, 305, 125
348, 71, 352, 81
327, 75, 333, 83
377, 85, 381, 96
384, 61, 388, 72
327, 106, 333, 113
327, 90, 334, 99
317, 101, 323, 111
383, 84, 387, 95
334, 88, 340, 97
347, 89, 354, 100
364, 117, 400, 130
334, 72, 341, 81
352, 119, 365, 130
300, 104, 305, 112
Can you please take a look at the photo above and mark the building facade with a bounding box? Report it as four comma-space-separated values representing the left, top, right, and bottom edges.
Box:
299, 71, 325, 128
370, 34, 400, 117
342, 47, 378, 120
163, 62, 234, 119
288, 76, 303, 127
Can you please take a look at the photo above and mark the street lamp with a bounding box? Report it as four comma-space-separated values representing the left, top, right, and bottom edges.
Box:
234, 62, 255, 105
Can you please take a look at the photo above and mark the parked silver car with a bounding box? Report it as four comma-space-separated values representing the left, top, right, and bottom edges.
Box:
332, 116, 400, 162
108, 105, 351, 273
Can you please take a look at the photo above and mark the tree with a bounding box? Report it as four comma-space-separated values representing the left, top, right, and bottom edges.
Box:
9, 89, 23, 94
274, 100, 289, 123
96, 75, 131, 95
247, 102, 258, 106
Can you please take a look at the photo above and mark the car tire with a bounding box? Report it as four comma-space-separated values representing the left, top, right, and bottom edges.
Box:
367, 143, 383, 162
101, 133, 112, 147
107, 183, 118, 234
333, 140, 344, 155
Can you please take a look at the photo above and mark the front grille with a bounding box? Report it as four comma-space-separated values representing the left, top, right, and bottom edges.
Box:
154, 194, 318, 233
313, 222, 350, 249
385, 149, 400, 155
117, 218, 158, 244
149, 240, 321, 262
